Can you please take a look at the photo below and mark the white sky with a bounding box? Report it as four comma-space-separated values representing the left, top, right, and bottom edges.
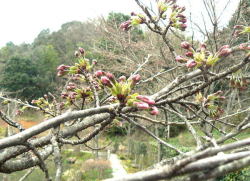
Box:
0, 0, 240, 47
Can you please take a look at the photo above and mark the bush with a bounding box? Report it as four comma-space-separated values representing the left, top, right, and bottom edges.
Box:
217, 168, 250, 181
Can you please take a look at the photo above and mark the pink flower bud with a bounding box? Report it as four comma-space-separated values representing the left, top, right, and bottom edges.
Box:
95, 70, 104, 77
219, 96, 226, 100
179, 18, 187, 23
175, 55, 187, 63
78, 47, 85, 55
58, 103, 65, 110
218, 45, 230, 52
179, 6, 186, 13
131, 74, 141, 84
118, 76, 127, 82
68, 82, 75, 86
117, 94, 126, 102
216, 90, 223, 95
131, 12, 137, 16
92, 59, 97, 65
57, 71, 65, 77
186, 59, 197, 68
185, 52, 193, 57
234, 25, 244, 29
101, 76, 112, 87
69, 92, 77, 99
120, 20, 132, 31
134, 102, 150, 109
66, 83, 76, 90
150, 106, 159, 115
177, 14, 185, 19
57, 64, 69, 71
137, 95, 155, 105
218, 47, 232, 58
61, 93, 68, 99
179, 24, 187, 31
106, 72, 115, 81
239, 43, 250, 50
200, 43, 206, 51
180, 41, 191, 49
72, 74, 81, 80
233, 30, 242, 37
172, 5, 179, 10
15, 110, 22, 116
31, 100, 38, 104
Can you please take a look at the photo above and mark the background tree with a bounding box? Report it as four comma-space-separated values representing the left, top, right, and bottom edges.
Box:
1, 57, 43, 99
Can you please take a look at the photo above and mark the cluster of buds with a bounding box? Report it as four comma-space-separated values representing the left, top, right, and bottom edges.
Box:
196, 91, 225, 119
61, 82, 93, 106
95, 70, 141, 103
239, 43, 250, 51
169, 5, 187, 31
31, 97, 54, 114
120, 1, 186, 32
230, 70, 248, 91
57, 48, 96, 77
176, 41, 232, 68
120, 12, 145, 31
57, 64, 70, 77
95, 71, 159, 115
126, 93, 159, 115
157, 0, 187, 31
134, 95, 159, 115
234, 25, 250, 37
31, 97, 49, 107
74, 47, 85, 57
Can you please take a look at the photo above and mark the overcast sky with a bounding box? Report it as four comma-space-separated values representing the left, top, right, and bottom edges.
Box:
0, 0, 240, 47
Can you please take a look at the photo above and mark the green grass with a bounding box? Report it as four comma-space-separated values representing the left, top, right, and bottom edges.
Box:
17, 110, 44, 122
0, 149, 112, 181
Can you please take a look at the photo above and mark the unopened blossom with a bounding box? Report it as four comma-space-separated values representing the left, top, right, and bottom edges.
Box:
78, 47, 85, 55
185, 52, 193, 58
200, 43, 207, 52
186, 59, 197, 68
239, 43, 250, 50
175, 55, 187, 63
57, 64, 70, 77
134, 102, 150, 109
181, 41, 191, 50
15, 110, 22, 116
57, 64, 70, 71
95, 70, 104, 77
69, 92, 77, 99
61, 93, 68, 99
117, 94, 126, 102
150, 106, 159, 115
131, 74, 141, 84
120, 20, 132, 31
57, 71, 65, 77
137, 95, 155, 105
106, 72, 115, 82
234, 25, 244, 29
118, 76, 127, 82
131, 12, 137, 16
66, 83, 76, 90
31, 100, 38, 104
179, 24, 187, 31
218, 46, 232, 58
101, 76, 112, 87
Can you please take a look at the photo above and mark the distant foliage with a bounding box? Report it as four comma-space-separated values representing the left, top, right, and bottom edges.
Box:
1, 57, 48, 99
